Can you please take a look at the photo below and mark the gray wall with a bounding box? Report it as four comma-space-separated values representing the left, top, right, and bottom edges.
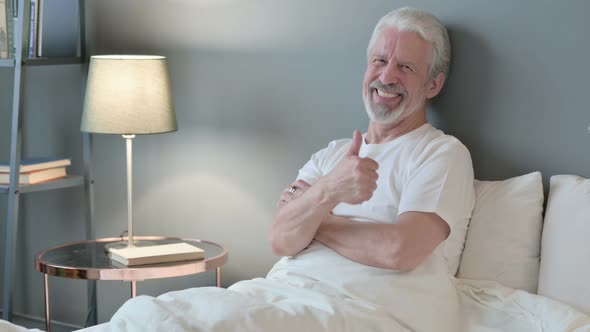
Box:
1, 0, 589, 328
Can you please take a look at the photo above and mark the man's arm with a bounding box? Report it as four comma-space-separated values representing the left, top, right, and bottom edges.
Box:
268, 181, 338, 256
269, 130, 379, 256
314, 212, 450, 271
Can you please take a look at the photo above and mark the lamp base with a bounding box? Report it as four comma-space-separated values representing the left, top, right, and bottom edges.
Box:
104, 240, 160, 253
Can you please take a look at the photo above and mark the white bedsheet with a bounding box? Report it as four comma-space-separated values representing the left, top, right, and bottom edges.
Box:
456, 278, 590, 332
3, 242, 589, 332
0, 320, 42, 332
82, 242, 590, 332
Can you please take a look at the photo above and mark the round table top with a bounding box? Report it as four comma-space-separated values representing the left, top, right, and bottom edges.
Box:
35, 236, 228, 281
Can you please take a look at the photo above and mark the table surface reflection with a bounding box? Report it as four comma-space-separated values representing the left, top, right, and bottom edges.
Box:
35, 236, 228, 281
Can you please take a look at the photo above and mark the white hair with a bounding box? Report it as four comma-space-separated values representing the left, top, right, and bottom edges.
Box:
367, 7, 451, 79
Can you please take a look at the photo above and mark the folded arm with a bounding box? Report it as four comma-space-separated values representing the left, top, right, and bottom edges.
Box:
269, 130, 378, 256
268, 180, 338, 256
314, 212, 450, 271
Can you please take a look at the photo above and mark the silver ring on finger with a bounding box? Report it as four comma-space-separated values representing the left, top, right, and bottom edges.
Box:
288, 186, 297, 195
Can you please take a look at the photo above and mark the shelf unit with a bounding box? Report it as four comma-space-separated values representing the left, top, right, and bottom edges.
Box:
1, 0, 96, 325
0, 58, 15, 66
0, 57, 83, 67
0, 175, 84, 194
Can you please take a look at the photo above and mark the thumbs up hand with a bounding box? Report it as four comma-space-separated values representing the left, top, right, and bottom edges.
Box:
316, 130, 379, 205
347, 129, 363, 157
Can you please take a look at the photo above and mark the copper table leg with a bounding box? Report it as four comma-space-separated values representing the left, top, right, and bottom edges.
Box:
44, 274, 50, 332
131, 281, 137, 298
216, 267, 221, 287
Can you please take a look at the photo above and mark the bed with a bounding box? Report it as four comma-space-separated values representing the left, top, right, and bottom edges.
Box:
2, 173, 589, 331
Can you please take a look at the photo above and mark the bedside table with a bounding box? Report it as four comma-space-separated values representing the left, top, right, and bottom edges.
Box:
35, 236, 228, 332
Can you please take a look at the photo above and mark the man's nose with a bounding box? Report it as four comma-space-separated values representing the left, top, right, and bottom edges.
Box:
379, 62, 400, 85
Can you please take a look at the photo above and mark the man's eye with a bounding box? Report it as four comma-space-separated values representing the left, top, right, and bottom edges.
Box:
400, 64, 413, 71
373, 59, 386, 64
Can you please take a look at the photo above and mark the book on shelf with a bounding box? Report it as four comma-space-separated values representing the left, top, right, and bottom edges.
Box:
0, 0, 7, 58
109, 243, 205, 266
19, 0, 35, 58
20, 0, 29, 57
6, 0, 14, 58
27, 0, 37, 58
0, 166, 66, 184
36, 0, 42, 55
0, 157, 70, 173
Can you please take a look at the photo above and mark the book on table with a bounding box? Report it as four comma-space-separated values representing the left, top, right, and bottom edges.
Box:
0, 157, 70, 173
109, 242, 205, 266
0, 166, 67, 184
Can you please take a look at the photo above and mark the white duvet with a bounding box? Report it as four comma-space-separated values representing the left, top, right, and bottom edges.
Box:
3, 242, 590, 332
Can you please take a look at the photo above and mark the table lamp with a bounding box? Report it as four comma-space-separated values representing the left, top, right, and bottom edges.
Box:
80, 55, 177, 252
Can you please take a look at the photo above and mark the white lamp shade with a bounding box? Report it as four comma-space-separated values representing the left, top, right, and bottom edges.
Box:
81, 55, 177, 135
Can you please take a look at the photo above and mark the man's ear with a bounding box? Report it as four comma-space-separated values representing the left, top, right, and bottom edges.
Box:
425, 72, 446, 99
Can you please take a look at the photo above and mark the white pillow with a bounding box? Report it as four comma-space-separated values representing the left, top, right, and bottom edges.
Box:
457, 172, 544, 293
538, 175, 590, 315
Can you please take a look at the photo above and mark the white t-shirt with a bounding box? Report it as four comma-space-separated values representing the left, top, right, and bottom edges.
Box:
296, 123, 475, 275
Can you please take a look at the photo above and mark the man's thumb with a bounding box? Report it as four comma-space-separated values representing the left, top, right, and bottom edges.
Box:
347, 130, 362, 156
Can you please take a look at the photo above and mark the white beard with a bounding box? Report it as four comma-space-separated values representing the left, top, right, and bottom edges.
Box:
363, 89, 426, 126
364, 96, 406, 125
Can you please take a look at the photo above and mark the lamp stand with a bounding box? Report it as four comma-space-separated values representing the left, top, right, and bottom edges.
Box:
124, 134, 135, 248
104, 135, 157, 252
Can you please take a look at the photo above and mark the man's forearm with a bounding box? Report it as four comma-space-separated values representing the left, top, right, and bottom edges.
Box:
314, 215, 402, 269
315, 212, 450, 271
269, 185, 338, 256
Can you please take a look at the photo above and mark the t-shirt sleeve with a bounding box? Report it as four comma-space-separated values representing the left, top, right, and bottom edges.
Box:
295, 139, 349, 185
398, 139, 475, 227
296, 156, 323, 184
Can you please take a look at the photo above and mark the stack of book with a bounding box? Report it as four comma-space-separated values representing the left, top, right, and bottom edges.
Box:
0, 157, 70, 185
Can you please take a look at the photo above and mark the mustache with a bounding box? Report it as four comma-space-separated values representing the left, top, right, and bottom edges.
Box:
369, 81, 406, 95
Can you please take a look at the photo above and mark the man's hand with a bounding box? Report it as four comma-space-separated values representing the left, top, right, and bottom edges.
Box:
277, 180, 311, 208
315, 130, 379, 205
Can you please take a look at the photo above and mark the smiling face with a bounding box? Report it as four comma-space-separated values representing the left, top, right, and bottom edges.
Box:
363, 27, 444, 126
